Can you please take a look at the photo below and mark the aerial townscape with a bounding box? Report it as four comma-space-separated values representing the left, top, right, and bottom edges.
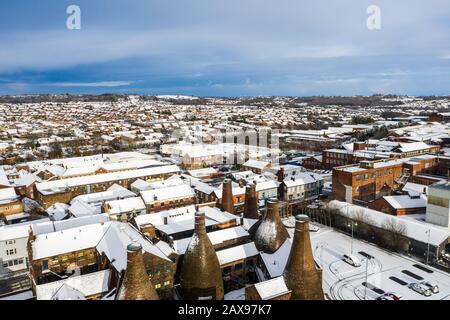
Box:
2, 0, 450, 313
0, 93, 449, 301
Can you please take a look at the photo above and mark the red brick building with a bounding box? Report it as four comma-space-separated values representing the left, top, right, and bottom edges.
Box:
332, 155, 437, 204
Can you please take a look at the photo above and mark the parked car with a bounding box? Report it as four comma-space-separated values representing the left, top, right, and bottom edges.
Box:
421, 281, 439, 294
376, 293, 403, 300
342, 254, 362, 267
408, 283, 432, 297
309, 224, 320, 232
443, 254, 450, 264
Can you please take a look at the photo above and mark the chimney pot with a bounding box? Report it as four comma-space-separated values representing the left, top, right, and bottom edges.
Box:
117, 241, 159, 300
127, 242, 142, 252
283, 212, 324, 300
253, 200, 289, 253
180, 204, 224, 300
295, 214, 309, 222
221, 179, 234, 214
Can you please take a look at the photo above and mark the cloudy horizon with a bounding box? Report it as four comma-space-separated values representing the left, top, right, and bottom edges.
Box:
2, 0, 450, 96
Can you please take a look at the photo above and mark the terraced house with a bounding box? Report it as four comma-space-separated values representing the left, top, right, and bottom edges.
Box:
34, 165, 180, 209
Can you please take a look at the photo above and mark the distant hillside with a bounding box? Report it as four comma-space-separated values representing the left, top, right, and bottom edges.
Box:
0, 94, 132, 104
0, 93, 447, 106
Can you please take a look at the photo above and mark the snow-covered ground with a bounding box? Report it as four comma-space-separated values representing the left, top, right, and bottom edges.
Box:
308, 225, 450, 300
226, 220, 450, 300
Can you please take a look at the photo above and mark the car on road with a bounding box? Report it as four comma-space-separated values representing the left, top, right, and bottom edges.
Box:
376, 293, 403, 300
421, 281, 439, 294
309, 224, 320, 232
342, 254, 362, 267
408, 283, 432, 297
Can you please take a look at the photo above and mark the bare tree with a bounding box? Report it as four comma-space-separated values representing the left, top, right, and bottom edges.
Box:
381, 218, 408, 252
353, 208, 376, 241
383, 218, 407, 236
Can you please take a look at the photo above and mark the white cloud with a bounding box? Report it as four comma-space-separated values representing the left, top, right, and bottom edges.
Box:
52, 81, 133, 87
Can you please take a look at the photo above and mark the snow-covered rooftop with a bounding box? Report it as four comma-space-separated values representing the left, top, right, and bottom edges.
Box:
328, 200, 450, 246
253, 276, 290, 300
216, 242, 259, 266
140, 184, 195, 204
35, 269, 110, 300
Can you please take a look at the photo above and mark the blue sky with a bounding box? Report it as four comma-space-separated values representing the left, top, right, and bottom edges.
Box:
1, 0, 450, 96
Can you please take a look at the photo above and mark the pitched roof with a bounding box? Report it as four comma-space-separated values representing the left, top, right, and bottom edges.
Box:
0, 168, 11, 187
35, 270, 109, 300
216, 242, 259, 266
243, 159, 270, 170
253, 277, 290, 300
104, 197, 145, 214
140, 184, 195, 203
36, 165, 180, 194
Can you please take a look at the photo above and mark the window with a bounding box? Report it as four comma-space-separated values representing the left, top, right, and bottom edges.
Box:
235, 263, 243, 271
164, 281, 170, 286
223, 266, 232, 275
42, 260, 49, 270
160, 202, 165, 207
155, 284, 161, 289
356, 175, 361, 181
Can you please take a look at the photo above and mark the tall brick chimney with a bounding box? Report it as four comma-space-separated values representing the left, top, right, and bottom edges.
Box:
277, 167, 285, 182
244, 183, 259, 220
221, 178, 234, 214
116, 242, 159, 300
180, 210, 224, 300
283, 215, 324, 300
254, 200, 289, 253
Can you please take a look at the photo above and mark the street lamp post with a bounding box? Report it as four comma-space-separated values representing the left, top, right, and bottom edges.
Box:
348, 221, 358, 255
364, 256, 371, 300
426, 229, 431, 265
363, 256, 375, 300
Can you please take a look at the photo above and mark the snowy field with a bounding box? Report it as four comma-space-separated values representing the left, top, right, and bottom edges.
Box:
307, 224, 450, 300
